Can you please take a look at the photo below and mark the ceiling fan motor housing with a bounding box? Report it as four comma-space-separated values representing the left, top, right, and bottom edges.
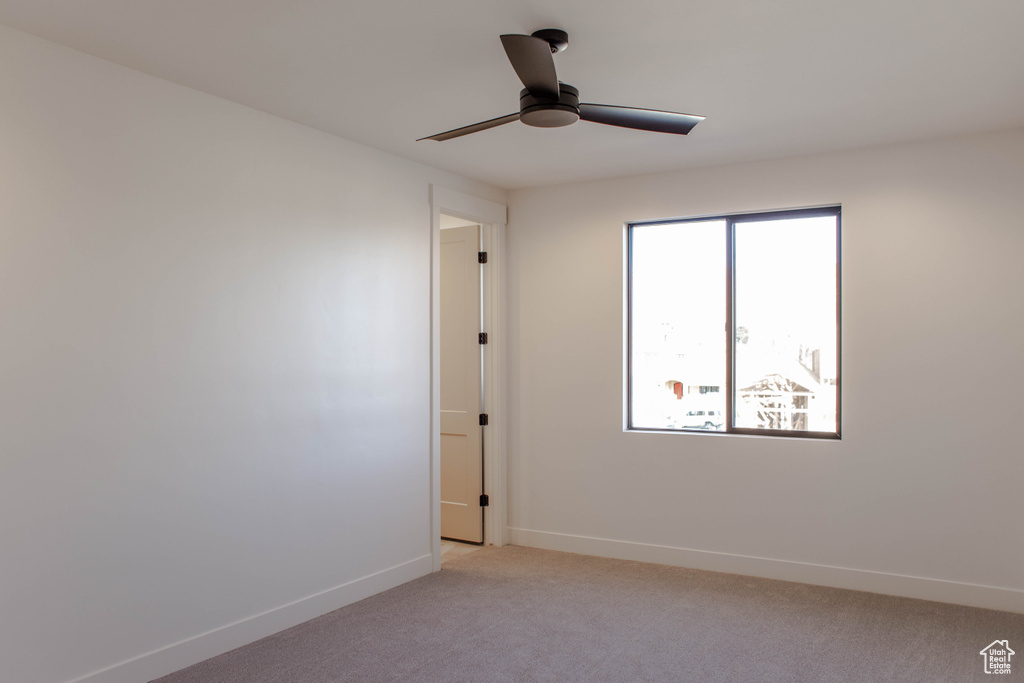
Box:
519, 83, 580, 128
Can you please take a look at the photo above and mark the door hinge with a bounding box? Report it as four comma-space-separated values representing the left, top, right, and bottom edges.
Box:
478, 332, 488, 344
478, 251, 488, 264
479, 413, 489, 426
479, 494, 489, 507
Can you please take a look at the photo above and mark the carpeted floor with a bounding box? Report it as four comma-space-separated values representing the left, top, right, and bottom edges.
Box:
153, 546, 1024, 682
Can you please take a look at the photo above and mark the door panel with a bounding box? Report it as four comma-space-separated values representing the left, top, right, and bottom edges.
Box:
439, 433, 468, 504
440, 224, 483, 543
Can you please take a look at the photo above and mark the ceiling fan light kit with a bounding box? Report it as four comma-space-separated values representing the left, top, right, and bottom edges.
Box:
419, 28, 704, 142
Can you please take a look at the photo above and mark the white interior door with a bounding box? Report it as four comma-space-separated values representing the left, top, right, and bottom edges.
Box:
440, 224, 483, 543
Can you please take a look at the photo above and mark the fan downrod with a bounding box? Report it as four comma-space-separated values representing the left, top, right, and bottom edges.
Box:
531, 28, 568, 53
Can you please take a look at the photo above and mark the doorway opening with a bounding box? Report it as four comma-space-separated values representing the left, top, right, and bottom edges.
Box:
439, 214, 485, 545
430, 186, 507, 571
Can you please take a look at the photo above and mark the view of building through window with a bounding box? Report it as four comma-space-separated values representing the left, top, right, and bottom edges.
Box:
631, 219, 727, 431
629, 208, 840, 437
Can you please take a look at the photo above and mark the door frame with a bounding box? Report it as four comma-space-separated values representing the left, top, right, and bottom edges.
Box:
430, 185, 507, 571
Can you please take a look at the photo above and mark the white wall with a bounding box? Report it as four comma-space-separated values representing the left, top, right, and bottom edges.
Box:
506, 129, 1024, 612
0, 25, 503, 683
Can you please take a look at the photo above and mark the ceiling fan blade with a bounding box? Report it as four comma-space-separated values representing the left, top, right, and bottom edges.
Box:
500, 34, 559, 100
417, 113, 520, 142
578, 103, 705, 135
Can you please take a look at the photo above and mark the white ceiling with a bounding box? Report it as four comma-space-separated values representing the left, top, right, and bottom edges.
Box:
2, 0, 1023, 190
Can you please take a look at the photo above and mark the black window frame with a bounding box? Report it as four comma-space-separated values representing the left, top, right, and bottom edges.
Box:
627, 206, 842, 440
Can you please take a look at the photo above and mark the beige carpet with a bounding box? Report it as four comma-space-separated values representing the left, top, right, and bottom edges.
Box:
153, 546, 1024, 682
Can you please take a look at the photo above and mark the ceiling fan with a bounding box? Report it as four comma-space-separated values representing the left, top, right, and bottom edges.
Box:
419, 29, 704, 142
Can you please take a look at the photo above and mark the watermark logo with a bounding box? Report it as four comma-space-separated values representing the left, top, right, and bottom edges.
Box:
980, 640, 1014, 675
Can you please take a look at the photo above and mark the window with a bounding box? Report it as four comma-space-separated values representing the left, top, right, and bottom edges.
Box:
628, 206, 841, 438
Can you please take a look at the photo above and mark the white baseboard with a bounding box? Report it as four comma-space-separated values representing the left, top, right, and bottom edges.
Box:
506, 527, 1024, 614
67, 554, 434, 683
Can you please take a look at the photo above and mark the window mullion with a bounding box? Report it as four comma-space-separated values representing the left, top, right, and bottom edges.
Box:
725, 219, 735, 433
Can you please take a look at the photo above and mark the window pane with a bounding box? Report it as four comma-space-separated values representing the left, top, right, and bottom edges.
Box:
733, 215, 838, 432
631, 221, 726, 430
